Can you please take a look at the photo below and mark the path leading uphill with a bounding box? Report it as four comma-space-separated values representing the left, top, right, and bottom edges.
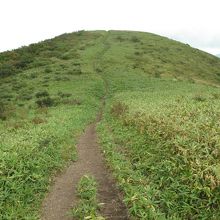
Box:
41, 100, 129, 220
41, 34, 129, 220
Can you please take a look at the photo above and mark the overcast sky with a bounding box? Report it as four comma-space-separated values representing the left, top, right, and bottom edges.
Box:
0, 0, 220, 55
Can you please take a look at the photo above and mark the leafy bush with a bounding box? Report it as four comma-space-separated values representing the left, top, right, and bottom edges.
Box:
36, 96, 54, 107
35, 90, 50, 98
131, 36, 141, 43
0, 102, 6, 120
116, 36, 126, 42
35, 90, 55, 107
19, 94, 33, 101
0, 63, 15, 77
62, 99, 81, 105
44, 67, 52, 73
154, 72, 161, 78
212, 93, 220, 99
57, 91, 72, 98
193, 94, 206, 102
76, 30, 85, 36
14, 54, 33, 69
111, 102, 128, 117
60, 53, 71, 60
0, 93, 14, 101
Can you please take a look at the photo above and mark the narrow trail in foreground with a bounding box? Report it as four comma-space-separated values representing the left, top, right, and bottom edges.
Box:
41, 99, 129, 219
41, 33, 128, 220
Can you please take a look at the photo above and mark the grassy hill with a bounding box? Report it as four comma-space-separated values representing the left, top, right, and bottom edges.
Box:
0, 30, 220, 219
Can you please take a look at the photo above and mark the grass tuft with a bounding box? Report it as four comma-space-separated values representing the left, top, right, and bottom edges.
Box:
71, 175, 104, 219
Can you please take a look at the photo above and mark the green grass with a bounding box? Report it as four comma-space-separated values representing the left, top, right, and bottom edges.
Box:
1, 30, 220, 219
98, 79, 220, 219
71, 175, 104, 219
0, 31, 106, 219
96, 36, 220, 218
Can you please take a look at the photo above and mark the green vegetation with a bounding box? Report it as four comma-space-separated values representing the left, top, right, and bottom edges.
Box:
1, 30, 220, 219
98, 80, 220, 219
71, 175, 104, 219
0, 31, 105, 219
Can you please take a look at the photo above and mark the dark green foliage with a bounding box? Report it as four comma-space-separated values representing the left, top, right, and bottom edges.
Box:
154, 72, 161, 78
12, 81, 27, 91
1, 30, 220, 219
28, 73, 37, 79
0, 31, 87, 78
57, 91, 72, 98
19, 94, 33, 101
36, 96, 54, 107
0, 102, 6, 120
62, 99, 81, 105
44, 67, 52, 73
60, 53, 71, 60
212, 93, 220, 99
111, 102, 128, 117
35, 90, 49, 98
35, 90, 54, 107
131, 36, 141, 43
14, 54, 33, 69
0, 63, 15, 77
76, 30, 85, 36
115, 36, 126, 42
0, 94, 14, 101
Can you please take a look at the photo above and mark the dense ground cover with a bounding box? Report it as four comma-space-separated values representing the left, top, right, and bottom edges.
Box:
1, 30, 220, 219
71, 175, 104, 219
0, 31, 106, 219
98, 79, 220, 219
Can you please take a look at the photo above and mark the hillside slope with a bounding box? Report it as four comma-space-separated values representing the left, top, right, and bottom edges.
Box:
0, 31, 220, 219
1, 31, 220, 84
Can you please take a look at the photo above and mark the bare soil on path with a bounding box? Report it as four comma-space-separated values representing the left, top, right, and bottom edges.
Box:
41, 107, 129, 220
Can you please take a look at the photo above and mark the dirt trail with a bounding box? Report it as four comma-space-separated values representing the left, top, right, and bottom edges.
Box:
41, 100, 129, 219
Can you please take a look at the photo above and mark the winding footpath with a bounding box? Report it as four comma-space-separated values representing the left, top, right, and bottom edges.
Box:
41, 34, 129, 220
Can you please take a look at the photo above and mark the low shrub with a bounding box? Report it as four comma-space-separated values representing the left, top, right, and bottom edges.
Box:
62, 99, 81, 105
193, 94, 206, 102
0, 63, 15, 77
212, 93, 220, 99
111, 102, 128, 117
19, 94, 33, 101
36, 96, 54, 107
131, 36, 141, 43
0, 94, 14, 101
0, 102, 6, 120
35, 90, 49, 98
76, 30, 85, 36
28, 73, 37, 79
154, 72, 161, 78
116, 36, 126, 42
57, 91, 72, 98
60, 53, 71, 60
44, 67, 52, 73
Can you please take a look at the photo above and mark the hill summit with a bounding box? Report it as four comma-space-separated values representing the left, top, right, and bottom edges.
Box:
1, 30, 220, 84
1, 30, 220, 219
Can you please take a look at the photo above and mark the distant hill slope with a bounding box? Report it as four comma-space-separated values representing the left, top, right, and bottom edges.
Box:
1, 30, 220, 219
0, 30, 220, 85
216, 54, 220, 58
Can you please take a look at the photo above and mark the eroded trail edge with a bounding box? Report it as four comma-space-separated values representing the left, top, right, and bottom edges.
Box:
41, 104, 128, 220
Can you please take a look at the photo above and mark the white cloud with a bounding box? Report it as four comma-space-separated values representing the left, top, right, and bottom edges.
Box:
0, 0, 220, 54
